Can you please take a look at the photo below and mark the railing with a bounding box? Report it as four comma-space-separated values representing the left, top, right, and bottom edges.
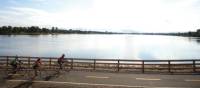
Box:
0, 56, 200, 73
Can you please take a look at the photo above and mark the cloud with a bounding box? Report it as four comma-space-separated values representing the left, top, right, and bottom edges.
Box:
0, 0, 200, 32
9, 7, 47, 15
30, 0, 48, 2
0, 7, 51, 26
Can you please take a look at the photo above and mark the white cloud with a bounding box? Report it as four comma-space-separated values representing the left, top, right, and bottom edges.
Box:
89, 0, 200, 32
0, 0, 200, 32
9, 7, 47, 15
0, 7, 51, 27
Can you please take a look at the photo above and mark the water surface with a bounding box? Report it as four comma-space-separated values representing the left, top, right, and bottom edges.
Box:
0, 34, 200, 60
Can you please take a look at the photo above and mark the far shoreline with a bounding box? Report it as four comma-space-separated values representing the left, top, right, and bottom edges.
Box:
1, 33, 200, 38
1, 26, 200, 37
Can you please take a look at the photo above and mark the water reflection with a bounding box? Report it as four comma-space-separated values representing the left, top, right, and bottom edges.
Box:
0, 34, 200, 60
188, 37, 200, 44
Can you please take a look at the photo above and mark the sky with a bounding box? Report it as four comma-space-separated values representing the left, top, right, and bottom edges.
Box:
0, 0, 200, 33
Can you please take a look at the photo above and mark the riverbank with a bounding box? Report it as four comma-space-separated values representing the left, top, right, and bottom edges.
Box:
0, 26, 121, 35
1, 26, 200, 37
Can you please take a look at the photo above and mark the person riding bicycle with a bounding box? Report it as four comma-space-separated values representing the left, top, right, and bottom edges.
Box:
10, 55, 19, 74
57, 54, 65, 69
33, 58, 42, 76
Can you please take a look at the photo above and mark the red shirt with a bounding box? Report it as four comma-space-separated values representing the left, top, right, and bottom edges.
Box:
58, 55, 64, 62
35, 60, 41, 66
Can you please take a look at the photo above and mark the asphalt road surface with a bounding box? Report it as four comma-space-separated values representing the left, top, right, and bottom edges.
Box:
6, 71, 200, 88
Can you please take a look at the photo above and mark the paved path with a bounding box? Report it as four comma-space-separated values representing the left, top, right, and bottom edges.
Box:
6, 71, 200, 88
53, 71, 200, 88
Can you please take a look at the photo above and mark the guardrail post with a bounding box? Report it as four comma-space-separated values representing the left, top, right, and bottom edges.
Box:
49, 58, 52, 69
168, 61, 171, 73
117, 60, 120, 72
142, 61, 144, 73
93, 59, 96, 70
193, 60, 196, 72
6, 56, 9, 73
27, 57, 31, 77
28, 57, 30, 69
71, 59, 73, 70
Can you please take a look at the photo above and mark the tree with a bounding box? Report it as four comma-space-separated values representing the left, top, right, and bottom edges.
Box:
197, 29, 200, 34
42, 28, 49, 33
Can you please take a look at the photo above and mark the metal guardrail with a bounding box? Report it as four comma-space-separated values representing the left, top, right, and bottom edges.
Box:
0, 56, 200, 73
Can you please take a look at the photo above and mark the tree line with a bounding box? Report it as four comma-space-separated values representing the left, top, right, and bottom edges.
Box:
179, 29, 200, 37
1, 26, 200, 37
128, 29, 200, 37
161, 29, 200, 37
0, 26, 117, 35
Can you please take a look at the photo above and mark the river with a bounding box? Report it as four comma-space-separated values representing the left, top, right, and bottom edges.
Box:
0, 34, 200, 60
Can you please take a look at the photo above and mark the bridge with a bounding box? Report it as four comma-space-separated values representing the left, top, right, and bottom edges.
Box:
0, 56, 200, 73
0, 56, 200, 88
